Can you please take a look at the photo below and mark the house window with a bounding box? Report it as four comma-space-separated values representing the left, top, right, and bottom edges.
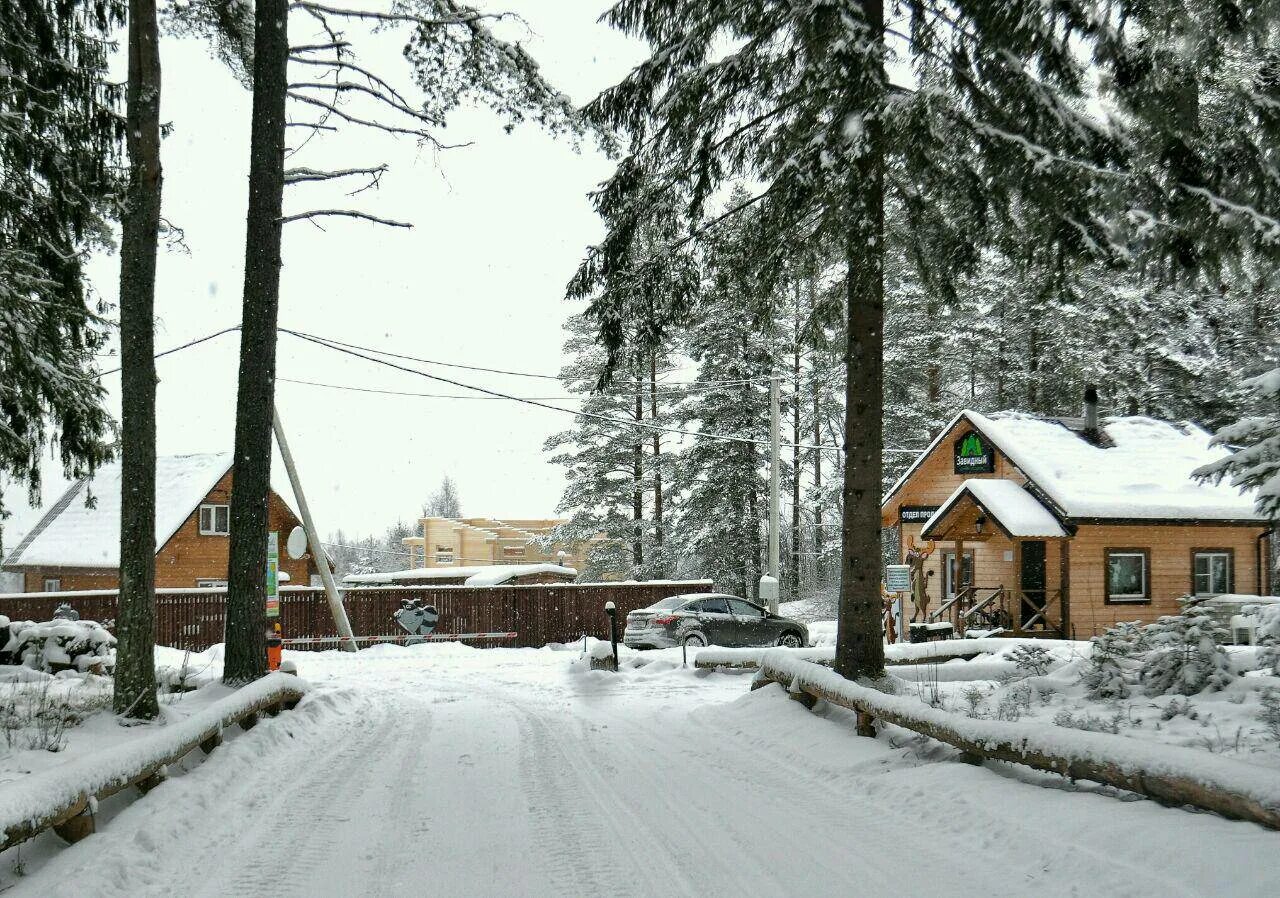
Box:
196, 578, 228, 589
434, 546, 455, 565
199, 504, 230, 535
1192, 550, 1232, 596
502, 546, 526, 560
43, 578, 61, 592
1106, 549, 1150, 603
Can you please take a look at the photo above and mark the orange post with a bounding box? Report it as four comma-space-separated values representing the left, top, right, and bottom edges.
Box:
267, 623, 283, 671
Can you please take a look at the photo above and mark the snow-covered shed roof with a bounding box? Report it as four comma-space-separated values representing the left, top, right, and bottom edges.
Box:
922, 479, 1068, 539
886, 410, 1265, 522
4, 453, 235, 569
342, 563, 578, 587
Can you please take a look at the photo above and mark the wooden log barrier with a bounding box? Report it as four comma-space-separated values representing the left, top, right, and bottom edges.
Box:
755, 654, 1280, 831
1, 679, 306, 852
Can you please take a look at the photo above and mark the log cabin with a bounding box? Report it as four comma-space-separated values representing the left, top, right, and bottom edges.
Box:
2, 453, 319, 592
882, 397, 1273, 639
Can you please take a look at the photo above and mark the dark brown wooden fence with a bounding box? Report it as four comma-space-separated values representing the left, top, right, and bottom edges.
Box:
0, 581, 713, 651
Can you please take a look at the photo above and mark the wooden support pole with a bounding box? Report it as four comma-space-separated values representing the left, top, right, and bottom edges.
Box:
200, 730, 223, 754
136, 769, 167, 794
52, 803, 95, 844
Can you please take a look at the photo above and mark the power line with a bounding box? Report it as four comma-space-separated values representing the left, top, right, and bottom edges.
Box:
282, 327, 924, 455
278, 375, 760, 401
94, 326, 241, 377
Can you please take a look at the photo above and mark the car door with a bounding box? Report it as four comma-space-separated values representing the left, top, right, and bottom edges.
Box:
726, 598, 771, 646
692, 596, 734, 645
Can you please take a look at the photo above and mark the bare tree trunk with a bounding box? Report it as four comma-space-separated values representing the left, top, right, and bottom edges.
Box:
114, 0, 162, 721
834, 0, 887, 681
790, 285, 802, 603
649, 352, 664, 577
224, 0, 288, 685
632, 355, 644, 571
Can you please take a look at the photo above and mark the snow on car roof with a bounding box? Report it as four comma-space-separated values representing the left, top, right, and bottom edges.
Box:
5, 453, 235, 569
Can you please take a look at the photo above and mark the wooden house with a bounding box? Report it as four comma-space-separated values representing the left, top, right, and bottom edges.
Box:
881, 401, 1272, 639
2, 453, 319, 592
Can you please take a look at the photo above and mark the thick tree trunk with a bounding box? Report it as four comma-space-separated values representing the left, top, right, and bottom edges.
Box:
224, 0, 288, 685
834, 0, 887, 681
114, 0, 162, 721
649, 352, 663, 576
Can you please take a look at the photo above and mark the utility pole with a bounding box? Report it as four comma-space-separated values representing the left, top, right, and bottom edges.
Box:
759, 374, 781, 614
272, 406, 357, 651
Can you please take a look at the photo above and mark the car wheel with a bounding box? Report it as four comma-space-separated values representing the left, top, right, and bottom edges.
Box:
777, 631, 804, 649
683, 631, 708, 648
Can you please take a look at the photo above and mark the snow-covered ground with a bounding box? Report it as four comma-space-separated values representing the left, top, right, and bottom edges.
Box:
3, 642, 1279, 897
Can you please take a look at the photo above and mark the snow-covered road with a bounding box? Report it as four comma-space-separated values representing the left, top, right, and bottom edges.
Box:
8, 644, 1279, 897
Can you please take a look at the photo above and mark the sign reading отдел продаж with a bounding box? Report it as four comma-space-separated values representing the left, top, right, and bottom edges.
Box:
953, 430, 995, 474
899, 505, 941, 524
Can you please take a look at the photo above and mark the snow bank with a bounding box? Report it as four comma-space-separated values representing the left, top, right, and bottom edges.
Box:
696, 637, 1087, 669
758, 651, 1280, 826
0, 672, 308, 849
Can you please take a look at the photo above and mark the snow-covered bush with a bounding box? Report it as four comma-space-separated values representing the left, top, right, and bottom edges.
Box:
1139, 604, 1234, 697
1254, 604, 1280, 676
1009, 644, 1054, 678
1259, 689, 1280, 744
1081, 621, 1147, 700
1, 618, 115, 674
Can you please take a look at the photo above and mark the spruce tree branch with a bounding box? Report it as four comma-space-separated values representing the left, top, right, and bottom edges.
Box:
284, 164, 388, 187
288, 80, 441, 126
289, 1, 505, 27
287, 92, 471, 148
288, 55, 418, 114
281, 209, 413, 228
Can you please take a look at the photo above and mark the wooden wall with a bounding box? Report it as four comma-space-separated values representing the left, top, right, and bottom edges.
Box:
12, 471, 316, 591
1066, 523, 1267, 637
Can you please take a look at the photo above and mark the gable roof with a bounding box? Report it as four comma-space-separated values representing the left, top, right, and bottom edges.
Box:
886, 410, 1264, 523
4, 453, 235, 569
922, 479, 1068, 539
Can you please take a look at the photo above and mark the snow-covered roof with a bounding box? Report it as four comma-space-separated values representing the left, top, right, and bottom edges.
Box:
342, 563, 578, 587
923, 479, 1067, 539
886, 410, 1265, 522
4, 453, 235, 569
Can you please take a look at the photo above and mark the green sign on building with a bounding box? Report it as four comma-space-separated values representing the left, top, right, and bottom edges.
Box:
953, 430, 995, 474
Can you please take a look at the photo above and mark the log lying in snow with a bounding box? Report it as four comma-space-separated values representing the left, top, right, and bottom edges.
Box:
754, 651, 1280, 831
0, 673, 308, 852
693, 637, 1072, 671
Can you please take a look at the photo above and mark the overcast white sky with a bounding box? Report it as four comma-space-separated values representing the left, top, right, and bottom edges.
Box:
3, 1, 646, 546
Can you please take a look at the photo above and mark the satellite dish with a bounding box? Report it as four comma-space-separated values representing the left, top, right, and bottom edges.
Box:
286, 526, 309, 560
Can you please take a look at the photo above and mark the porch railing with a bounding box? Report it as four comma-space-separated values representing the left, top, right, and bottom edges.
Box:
924, 586, 1065, 638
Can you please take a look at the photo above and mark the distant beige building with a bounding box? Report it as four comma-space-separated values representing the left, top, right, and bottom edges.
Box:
401, 517, 595, 573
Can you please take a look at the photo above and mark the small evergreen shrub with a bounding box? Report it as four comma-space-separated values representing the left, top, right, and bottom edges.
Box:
1009, 644, 1054, 678
1139, 603, 1234, 696
1081, 621, 1147, 700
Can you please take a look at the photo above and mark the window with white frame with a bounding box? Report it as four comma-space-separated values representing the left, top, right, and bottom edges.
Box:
196, 578, 228, 588
199, 504, 230, 535
434, 545, 455, 565
43, 578, 61, 592
1193, 551, 1232, 596
1106, 550, 1149, 603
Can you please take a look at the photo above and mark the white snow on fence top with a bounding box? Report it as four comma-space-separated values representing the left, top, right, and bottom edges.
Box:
4, 453, 234, 569
343, 563, 577, 586
924, 479, 1067, 538
888, 410, 1264, 521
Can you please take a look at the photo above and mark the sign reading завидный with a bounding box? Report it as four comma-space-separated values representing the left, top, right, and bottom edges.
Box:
953, 430, 995, 474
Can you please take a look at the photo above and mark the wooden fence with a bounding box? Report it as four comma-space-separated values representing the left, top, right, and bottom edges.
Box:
0, 581, 713, 651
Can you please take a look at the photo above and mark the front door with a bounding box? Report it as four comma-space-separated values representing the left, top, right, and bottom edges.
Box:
942, 551, 974, 599
1019, 540, 1047, 627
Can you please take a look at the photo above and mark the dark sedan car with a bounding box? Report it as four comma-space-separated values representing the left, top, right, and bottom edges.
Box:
623, 593, 809, 650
